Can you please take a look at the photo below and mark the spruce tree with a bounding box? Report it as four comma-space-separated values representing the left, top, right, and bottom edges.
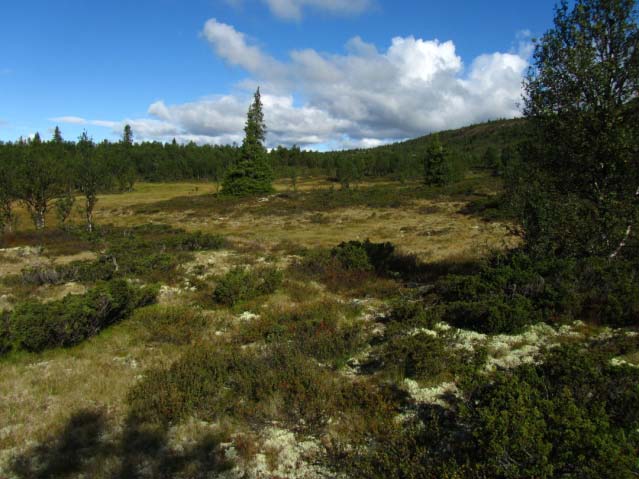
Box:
221, 88, 274, 197
53, 126, 63, 144
423, 135, 449, 186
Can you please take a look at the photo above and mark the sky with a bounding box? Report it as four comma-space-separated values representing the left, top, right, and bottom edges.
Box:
0, 0, 559, 150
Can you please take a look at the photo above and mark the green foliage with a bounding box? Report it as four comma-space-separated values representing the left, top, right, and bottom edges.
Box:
0, 311, 11, 356
331, 242, 373, 272
380, 331, 486, 382
99, 224, 226, 283
221, 88, 274, 197
12, 257, 116, 286
514, 0, 639, 258
213, 266, 283, 306
5, 280, 157, 354
423, 135, 449, 186
345, 344, 639, 479
435, 251, 639, 333
15, 139, 67, 230
75, 131, 111, 231
444, 295, 540, 334
127, 344, 395, 435
54, 191, 75, 227
239, 300, 365, 368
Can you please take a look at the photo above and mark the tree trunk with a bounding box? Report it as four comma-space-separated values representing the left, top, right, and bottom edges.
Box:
85, 196, 96, 232
34, 208, 46, 230
610, 186, 639, 259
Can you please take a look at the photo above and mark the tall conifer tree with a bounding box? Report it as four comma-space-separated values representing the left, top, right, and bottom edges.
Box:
221, 88, 274, 197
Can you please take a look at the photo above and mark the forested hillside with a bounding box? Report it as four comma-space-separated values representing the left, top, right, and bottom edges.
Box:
0, 118, 528, 184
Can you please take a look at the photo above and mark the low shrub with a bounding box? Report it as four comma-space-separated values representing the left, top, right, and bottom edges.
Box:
291, 244, 399, 295
386, 296, 434, 326
213, 267, 283, 306
434, 252, 639, 333
380, 331, 486, 382
97, 225, 226, 283
239, 300, 365, 368
331, 242, 373, 272
133, 305, 209, 345
16, 257, 118, 286
5, 280, 158, 354
127, 344, 398, 435
444, 295, 541, 334
344, 345, 639, 479
0, 311, 11, 356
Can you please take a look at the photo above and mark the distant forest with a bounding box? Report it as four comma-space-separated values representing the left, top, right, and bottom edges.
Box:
0, 118, 528, 185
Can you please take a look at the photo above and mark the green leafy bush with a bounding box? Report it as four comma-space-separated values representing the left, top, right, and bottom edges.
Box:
5, 280, 157, 354
444, 295, 540, 334
16, 257, 118, 286
213, 266, 283, 306
331, 242, 373, 272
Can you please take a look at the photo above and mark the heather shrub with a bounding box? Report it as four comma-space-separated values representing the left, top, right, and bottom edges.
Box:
133, 305, 209, 345
380, 331, 486, 382
331, 242, 373, 272
213, 266, 283, 306
128, 344, 397, 436
239, 300, 365, 367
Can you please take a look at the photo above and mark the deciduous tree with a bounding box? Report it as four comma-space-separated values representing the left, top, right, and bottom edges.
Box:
516, 0, 639, 258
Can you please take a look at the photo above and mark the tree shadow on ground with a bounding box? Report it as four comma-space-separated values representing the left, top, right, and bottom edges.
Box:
9, 409, 232, 479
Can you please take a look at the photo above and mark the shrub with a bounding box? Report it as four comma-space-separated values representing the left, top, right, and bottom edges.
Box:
128, 344, 397, 436
380, 331, 486, 382
239, 300, 365, 368
0, 311, 11, 356
331, 242, 373, 272
435, 251, 639, 332
213, 267, 283, 306
344, 345, 639, 479
444, 295, 540, 334
6, 280, 157, 354
133, 305, 209, 345
17, 257, 118, 286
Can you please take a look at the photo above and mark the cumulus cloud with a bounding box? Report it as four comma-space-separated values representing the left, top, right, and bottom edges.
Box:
198, 20, 529, 143
53, 21, 531, 150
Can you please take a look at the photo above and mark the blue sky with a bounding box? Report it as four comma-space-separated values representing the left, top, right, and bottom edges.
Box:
0, 0, 558, 149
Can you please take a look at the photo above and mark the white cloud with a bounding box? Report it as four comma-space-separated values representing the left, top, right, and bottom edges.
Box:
54, 22, 531, 150
263, 0, 373, 21
50, 116, 87, 125
225, 0, 373, 21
